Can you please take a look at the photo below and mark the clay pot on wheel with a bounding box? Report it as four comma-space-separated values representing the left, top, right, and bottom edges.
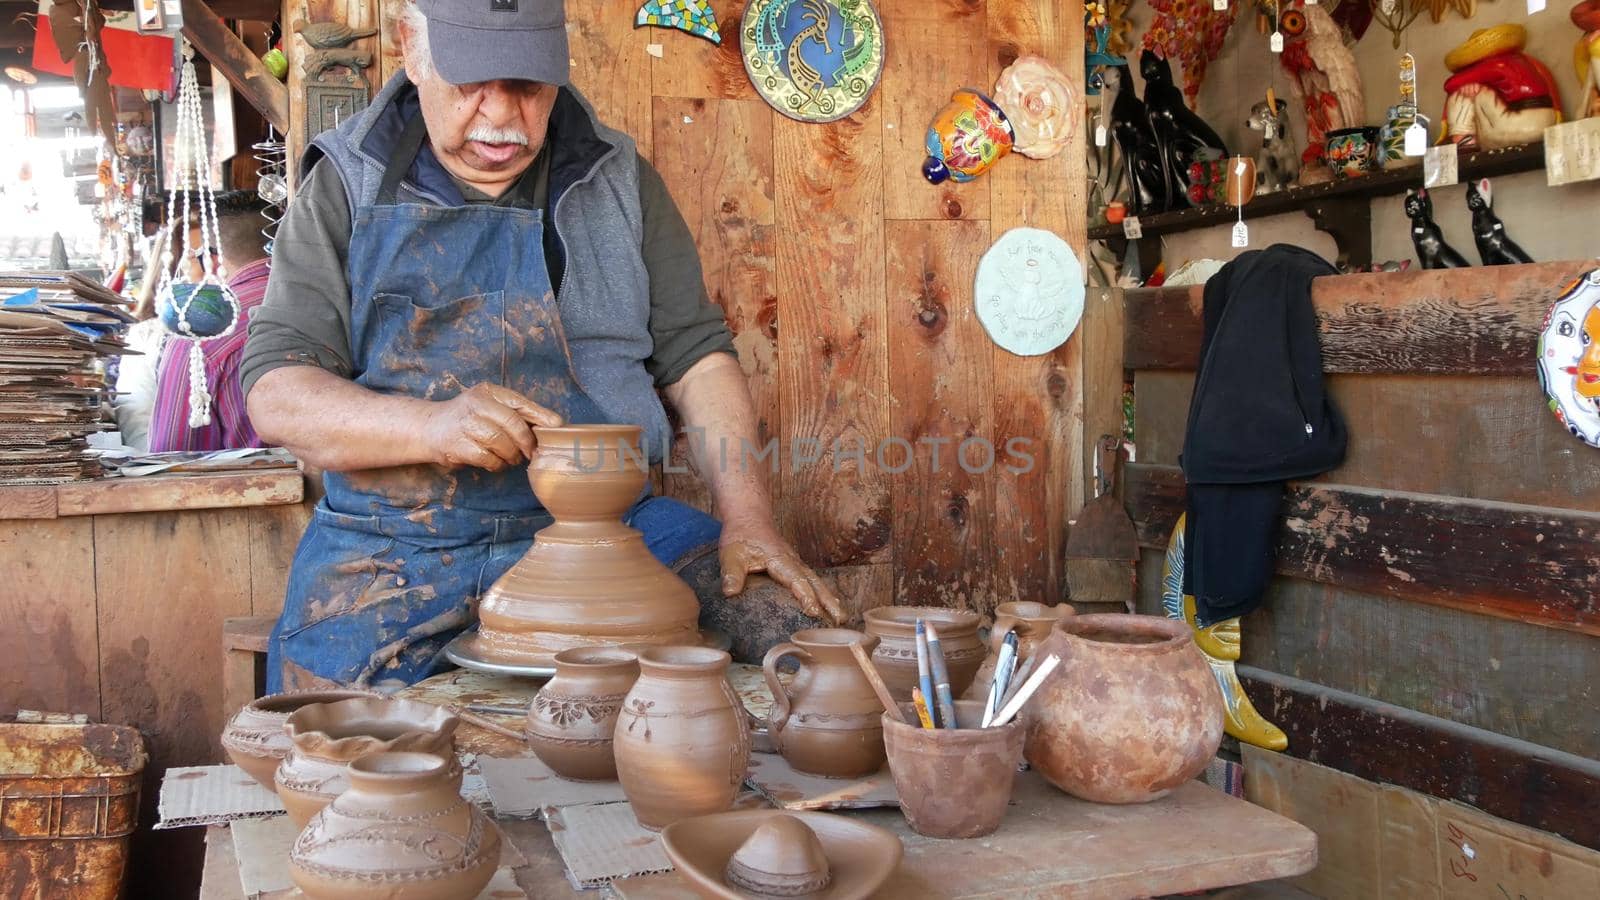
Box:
862, 607, 984, 699
289, 752, 500, 900
276, 697, 459, 828
762, 629, 886, 778
1024, 614, 1223, 803
221, 689, 377, 790
614, 647, 755, 830
525, 647, 639, 781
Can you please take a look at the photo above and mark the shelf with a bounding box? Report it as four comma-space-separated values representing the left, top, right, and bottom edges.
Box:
1087, 143, 1547, 242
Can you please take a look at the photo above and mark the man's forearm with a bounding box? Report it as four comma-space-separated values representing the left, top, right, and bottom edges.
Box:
248, 366, 435, 471
664, 353, 773, 527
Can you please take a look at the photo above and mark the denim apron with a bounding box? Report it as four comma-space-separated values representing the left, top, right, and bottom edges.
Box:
268, 120, 720, 691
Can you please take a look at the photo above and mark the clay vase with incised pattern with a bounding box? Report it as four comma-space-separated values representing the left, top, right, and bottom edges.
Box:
525, 647, 640, 781
762, 629, 886, 778
1025, 614, 1224, 803
289, 752, 500, 900
614, 647, 755, 831
221, 689, 378, 790
474, 425, 701, 667
862, 607, 984, 699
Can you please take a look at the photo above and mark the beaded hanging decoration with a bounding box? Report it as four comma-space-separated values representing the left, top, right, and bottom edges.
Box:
154, 41, 241, 430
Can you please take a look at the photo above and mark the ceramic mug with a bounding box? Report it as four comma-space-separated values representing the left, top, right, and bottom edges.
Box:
1325, 127, 1380, 180
1224, 156, 1257, 207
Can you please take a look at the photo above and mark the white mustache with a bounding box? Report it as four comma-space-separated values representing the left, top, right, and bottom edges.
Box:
466, 126, 529, 145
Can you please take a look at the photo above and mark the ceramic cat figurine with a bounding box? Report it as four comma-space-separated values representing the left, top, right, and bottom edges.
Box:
1141, 51, 1228, 209
1105, 64, 1171, 215
1464, 178, 1533, 266
1405, 189, 1471, 270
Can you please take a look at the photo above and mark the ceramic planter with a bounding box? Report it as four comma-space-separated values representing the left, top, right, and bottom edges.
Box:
881, 701, 1025, 839
862, 606, 984, 699
1024, 614, 1223, 803
220, 689, 377, 790
762, 629, 885, 778
1325, 126, 1380, 179
525, 647, 639, 781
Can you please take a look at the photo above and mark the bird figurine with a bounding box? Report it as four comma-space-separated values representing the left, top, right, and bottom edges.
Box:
1464, 179, 1534, 266
296, 21, 378, 49
1277, 2, 1365, 184
1405, 189, 1471, 270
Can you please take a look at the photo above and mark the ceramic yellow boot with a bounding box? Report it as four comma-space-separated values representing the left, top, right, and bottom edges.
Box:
1162, 515, 1288, 752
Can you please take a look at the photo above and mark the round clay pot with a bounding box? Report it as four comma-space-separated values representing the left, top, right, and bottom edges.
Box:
289, 752, 500, 900
881, 700, 1025, 839
220, 689, 377, 791
475, 425, 701, 666
862, 607, 984, 699
762, 629, 886, 779
525, 647, 640, 781
276, 697, 459, 828
614, 646, 754, 831
1024, 614, 1224, 804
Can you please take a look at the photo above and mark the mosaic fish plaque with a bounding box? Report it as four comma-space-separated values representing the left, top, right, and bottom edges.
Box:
741, 0, 884, 123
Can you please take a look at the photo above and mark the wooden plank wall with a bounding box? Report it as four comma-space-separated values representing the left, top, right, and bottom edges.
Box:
308, 0, 1089, 616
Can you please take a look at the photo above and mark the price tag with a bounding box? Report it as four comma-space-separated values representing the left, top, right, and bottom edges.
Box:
1270, 32, 1284, 53
1404, 122, 1427, 156
1122, 216, 1143, 239
1305, 0, 1317, 4
1424, 143, 1459, 188
1544, 117, 1600, 186
1231, 221, 1249, 248
1381, 0, 1396, 13
1095, 124, 1107, 147
1213, 0, 1227, 9
1528, 0, 1545, 12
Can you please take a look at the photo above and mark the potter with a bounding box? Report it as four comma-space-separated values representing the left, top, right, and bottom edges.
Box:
244, 0, 844, 692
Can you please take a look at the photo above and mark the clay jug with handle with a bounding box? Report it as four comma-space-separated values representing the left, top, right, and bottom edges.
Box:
965, 602, 1073, 701
762, 629, 887, 779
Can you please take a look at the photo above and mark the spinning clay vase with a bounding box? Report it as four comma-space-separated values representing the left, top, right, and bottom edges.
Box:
525, 647, 640, 781
475, 425, 700, 666
762, 629, 886, 778
863, 606, 984, 699
614, 647, 755, 831
221, 689, 379, 790
276, 698, 459, 828
288, 752, 500, 900
1025, 614, 1223, 804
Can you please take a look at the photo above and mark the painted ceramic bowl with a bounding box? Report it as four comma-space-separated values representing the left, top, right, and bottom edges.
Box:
1325, 127, 1381, 180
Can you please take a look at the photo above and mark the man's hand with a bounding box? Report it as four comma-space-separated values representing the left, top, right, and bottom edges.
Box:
421, 383, 563, 471
718, 519, 845, 626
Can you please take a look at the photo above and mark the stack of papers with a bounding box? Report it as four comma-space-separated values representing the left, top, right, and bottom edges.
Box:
0, 273, 134, 483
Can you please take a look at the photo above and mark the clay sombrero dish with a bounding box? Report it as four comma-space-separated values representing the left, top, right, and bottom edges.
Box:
660, 809, 901, 900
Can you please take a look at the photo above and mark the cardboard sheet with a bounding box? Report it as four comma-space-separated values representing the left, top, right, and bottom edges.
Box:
744, 753, 898, 810
478, 755, 629, 818
156, 765, 285, 829
544, 801, 673, 889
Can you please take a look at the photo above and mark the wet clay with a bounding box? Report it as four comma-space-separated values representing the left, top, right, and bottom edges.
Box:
863, 607, 984, 699
660, 809, 903, 900
474, 425, 701, 666
882, 700, 1025, 839
613, 647, 753, 831
221, 689, 379, 790
289, 752, 500, 900
1025, 614, 1224, 804
525, 647, 640, 782
762, 629, 886, 778
275, 697, 459, 828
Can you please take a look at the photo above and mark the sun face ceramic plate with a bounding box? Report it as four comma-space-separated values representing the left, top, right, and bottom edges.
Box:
973, 227, 1084, 357
1536, 269, 1600, 448
741, 0, 884, 123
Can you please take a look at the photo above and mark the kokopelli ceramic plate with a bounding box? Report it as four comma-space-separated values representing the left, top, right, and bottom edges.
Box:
742, 0, 884, 123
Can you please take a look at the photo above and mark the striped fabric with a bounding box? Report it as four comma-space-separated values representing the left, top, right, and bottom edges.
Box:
147, 259, 271, 452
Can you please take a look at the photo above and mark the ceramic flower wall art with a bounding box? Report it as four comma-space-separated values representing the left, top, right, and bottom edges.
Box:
637, 0, 722, 44
1141, 0, 1238, 106
1537, 270, 1600, 448
993, 56, 1077, 160
973, 228, 1084, 357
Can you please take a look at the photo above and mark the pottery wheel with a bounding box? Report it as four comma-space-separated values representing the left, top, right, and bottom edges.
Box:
444, 627, 731, 679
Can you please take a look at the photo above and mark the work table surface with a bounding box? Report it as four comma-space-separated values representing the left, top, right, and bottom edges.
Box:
0, 468, 304, 519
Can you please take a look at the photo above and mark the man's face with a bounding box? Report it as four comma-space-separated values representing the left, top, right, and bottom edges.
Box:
406, 41, 557, 195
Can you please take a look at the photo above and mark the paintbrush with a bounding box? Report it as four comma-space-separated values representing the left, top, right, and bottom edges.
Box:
849, 640, 907, 725
915, 620, 939, 728
990, 654, 1061, 728
925, 622, 959, 730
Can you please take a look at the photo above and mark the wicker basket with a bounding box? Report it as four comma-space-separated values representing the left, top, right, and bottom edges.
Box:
0, 721, 147, 900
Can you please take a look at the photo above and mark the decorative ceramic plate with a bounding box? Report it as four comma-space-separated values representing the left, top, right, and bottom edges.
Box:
973, 227, 1084, 357
741, 0, 884, 123
1536, 269, 1600, 448
444, 628, 732, 679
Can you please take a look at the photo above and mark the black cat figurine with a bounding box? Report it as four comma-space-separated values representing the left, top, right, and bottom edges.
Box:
1105, 64, 1171, 215
1404, 188, 1471, 270
1464, 178, 1533, 266
1140, 50, 1228, 209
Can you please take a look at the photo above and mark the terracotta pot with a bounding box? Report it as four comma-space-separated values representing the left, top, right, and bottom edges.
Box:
881, 700, 1025, 839
525, 647, 640, 781
614, 647, 754, 831
762, 629, 885, 779
288, 752, 500, 900
862, 606, 984, 699
1024, 614, 1224, 804
475, 425, 700, 666
220, 689, 377, 791
276, 698, 459, 828
661, 810, 903, 900
1225, 155, 1257, 206
965, 601, 1075, 701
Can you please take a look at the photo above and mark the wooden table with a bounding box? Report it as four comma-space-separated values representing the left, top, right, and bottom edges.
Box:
198, 670, 1316, 899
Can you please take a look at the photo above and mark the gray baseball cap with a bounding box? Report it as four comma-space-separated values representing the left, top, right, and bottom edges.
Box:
416, 0, 570, 86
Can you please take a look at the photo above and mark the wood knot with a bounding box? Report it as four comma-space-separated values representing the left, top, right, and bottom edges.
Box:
916, 272, 949, 336
996, 43, 1019, 68
1046, 371, 1069, 398
943, 197, 963, 219
946, 493, 969, 527
757, 298, 779, 341
721, 198, 740, 215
